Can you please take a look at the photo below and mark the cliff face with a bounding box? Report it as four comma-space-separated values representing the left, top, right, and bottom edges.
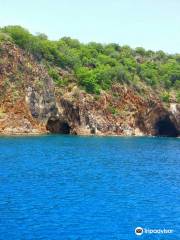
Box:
0, 42, 179, 136
53, 86, 179, 137
0, 42, 58, 134
136, 104, 179, 137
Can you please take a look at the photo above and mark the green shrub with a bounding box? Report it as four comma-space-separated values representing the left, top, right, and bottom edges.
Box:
161, 92, 170, 103
176, 92, 180, 103
107, 105, 119, 115
2, 26, 32, 49
48, 68, 65, 86
0, 107, 6, 118
76, 67, 100, 94
1, 25, 180, 96
0, 32, 12, 42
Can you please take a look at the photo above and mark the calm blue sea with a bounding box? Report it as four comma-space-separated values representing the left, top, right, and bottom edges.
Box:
0, 135, 179, 240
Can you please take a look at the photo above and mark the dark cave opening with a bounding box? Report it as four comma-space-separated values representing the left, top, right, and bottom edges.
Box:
155, 116, 179, 137
46, 119, 71, 134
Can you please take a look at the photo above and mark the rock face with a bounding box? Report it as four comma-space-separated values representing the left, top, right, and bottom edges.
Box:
25, 77, 58, 122
48, 86, 179, 137
0, 42, 179, 136
136, 104, 179, 137
170, 103, 180, 127
0, 42, 58, 134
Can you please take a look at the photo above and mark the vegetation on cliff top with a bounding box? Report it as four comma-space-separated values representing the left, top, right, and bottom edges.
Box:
0, 26, 180, 101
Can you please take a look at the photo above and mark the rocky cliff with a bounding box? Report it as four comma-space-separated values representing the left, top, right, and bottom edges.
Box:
0, 42, 179, 136
0, 42, 58, 134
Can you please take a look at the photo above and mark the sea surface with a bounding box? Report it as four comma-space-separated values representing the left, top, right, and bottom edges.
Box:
0, 135, 179, 240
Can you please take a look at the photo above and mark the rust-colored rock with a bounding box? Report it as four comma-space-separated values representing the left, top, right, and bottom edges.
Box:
0, 42, 179, 137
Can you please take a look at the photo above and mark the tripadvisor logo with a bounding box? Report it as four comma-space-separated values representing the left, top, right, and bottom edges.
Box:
135, 227, 143, 236
135, 227, 174, 236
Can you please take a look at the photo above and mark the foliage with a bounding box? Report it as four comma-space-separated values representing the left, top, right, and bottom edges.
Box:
0, 107, 6, 119
0, 32, 12, 42
1, 25, 180, 96
107, 105, 119, 115
48, 68, 64, 86
76, 67, 100, 94
161, 92, 170, 103
176, 91, 180, 103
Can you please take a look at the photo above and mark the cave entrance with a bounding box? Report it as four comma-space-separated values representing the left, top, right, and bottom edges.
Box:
46, 119, 70, 134
154, 116, 178, 137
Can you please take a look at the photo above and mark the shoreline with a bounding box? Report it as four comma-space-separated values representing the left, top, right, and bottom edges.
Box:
0, 132, 179, 138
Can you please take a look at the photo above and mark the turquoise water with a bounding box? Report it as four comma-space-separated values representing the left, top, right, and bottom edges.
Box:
0, 135, 179, 240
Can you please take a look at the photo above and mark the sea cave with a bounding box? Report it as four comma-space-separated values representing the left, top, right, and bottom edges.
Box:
46, 119, 71, 134
154, 116, 179, 137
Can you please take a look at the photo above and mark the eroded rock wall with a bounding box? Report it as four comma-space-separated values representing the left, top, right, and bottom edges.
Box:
0, 42, 179, 136
0, 42, 58, 134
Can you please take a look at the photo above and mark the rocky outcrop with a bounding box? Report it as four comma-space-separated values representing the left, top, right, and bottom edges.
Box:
0, 42, 58, 134
170, 103, 180, 127
53, 86, 179, 137
136, 104, 179, 137
0, 42, 179, 136
25, 76, 58, 122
